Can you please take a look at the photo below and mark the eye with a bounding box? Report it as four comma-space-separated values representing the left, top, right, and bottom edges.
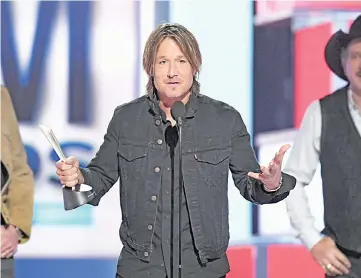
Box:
350, 54, 358, 60
349, 52, 361, 60
180, 59, 187, 63
159, 60, 167, 65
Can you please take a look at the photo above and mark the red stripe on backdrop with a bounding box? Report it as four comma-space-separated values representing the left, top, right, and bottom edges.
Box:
226, 246, 256, 278
294, 23, 332, 128
266, 244, 324, 278
295, 1, 361, 11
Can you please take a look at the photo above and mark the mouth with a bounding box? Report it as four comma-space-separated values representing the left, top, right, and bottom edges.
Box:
167, 82, 180, 86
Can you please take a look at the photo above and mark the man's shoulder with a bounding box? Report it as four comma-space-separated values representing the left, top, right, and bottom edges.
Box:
302, 86, 348, 116
320, 85, 348, 104
113, 95, 149, 115
1, 85, 11, 104
197, 94, 239, 116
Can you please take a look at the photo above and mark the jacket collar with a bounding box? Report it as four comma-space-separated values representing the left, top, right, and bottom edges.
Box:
147, 91, 199, 121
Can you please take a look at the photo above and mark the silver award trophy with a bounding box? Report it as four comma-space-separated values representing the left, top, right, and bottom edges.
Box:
39, 125, 95, 210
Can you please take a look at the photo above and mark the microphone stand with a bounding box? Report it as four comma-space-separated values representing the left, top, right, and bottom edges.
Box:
170, 101, 185, 278
176, 116, 183, 278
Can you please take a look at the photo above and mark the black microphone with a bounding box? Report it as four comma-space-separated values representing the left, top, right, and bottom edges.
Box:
170, 101, 186, 278
171, 101, 186, 127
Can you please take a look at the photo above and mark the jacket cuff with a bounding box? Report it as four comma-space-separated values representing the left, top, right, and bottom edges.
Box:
8, 222, 30, 244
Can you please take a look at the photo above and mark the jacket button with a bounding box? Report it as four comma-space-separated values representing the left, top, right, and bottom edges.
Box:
155, 119, 161, 126
151, 195, 157, 201
147, 225, 153, 230
157, 139, 163, 145
144, 251, 149, 257
154, 167, 160, 173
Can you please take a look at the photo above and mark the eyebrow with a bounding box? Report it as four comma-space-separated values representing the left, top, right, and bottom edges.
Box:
156, 55, 186, 60
349, 50, 361, 56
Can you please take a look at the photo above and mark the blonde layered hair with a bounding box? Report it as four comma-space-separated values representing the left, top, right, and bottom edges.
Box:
143, 23, 202, 96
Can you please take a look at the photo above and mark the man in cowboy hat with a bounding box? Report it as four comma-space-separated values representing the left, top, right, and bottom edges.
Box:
284, 15, 361, 277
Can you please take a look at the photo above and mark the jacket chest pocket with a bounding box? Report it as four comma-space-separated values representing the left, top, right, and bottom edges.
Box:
118, 143, 149, 223
117, 143, 149, 181
194, 148, 230, 187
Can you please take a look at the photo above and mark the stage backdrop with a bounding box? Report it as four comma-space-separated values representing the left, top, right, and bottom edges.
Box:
1, 0, 254, 264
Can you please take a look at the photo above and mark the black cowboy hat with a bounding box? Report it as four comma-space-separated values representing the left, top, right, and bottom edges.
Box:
324, 15, 361, 81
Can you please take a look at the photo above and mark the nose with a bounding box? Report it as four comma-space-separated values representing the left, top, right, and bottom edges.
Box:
167, 62, 178, 78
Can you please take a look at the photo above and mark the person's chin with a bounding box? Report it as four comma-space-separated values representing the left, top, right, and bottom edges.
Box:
158, 88, 190, 101
164, 91, 183, 99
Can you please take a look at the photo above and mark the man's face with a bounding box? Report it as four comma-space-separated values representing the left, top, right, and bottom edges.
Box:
153, 38, 194, 104
344, 40, 361, 94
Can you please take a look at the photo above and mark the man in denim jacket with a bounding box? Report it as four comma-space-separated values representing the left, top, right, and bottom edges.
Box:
56, 23, 296, 278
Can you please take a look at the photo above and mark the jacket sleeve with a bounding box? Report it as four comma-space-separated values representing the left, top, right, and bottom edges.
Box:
2, 86, 35, 243
79, 107, 121, 206
229, 110, 296, 204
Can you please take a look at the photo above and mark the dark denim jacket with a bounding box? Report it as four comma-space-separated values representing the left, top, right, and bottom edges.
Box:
80, 93, 296, 263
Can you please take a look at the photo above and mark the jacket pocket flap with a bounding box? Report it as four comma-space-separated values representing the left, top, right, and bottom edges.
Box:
118, 144, 148, 162
194, 148, 230, 165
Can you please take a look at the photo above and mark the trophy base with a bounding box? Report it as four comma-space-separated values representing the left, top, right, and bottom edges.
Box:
62, 184, 95, 211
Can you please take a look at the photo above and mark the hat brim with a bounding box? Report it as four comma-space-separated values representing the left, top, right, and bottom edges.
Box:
324, 30, 361, 81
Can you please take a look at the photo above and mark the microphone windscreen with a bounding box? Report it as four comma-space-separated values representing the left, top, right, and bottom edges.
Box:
171, 101, 186, 120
